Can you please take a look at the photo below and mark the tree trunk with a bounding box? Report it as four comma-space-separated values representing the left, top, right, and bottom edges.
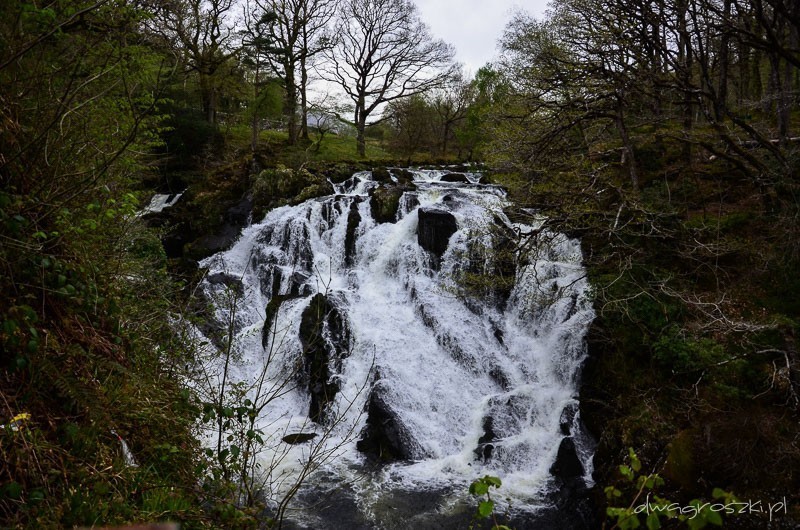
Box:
441, 121, 450, 156
300, 55, 309, 142
615, 97, 639, 190
355, 99, 366, 157
200, 74, 217, 125
356, 118, 366, 157
251, 64, 261, 152
285, 66, 298, 145
678, 0, 693, 166
716, 0, 731, 120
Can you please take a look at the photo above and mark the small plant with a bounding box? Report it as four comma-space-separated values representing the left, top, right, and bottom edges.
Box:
605, 448, 735, 529
468, 475, 511, 530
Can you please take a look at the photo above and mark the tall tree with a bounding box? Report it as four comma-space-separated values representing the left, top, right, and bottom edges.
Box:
242, 5, 280, 151
321, 0, 455, 156
430, 70, 473, 156
153, 0, 239, 124
252, 0, 337, 144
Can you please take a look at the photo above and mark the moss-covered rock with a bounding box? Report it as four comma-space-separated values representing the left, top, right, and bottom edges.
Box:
662, 430, 699, 494
370, 186, 404, 224
371, 167, 392, 183
252, 164, 332, 217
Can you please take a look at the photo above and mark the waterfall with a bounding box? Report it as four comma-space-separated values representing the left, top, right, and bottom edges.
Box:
196, 168, 595, 528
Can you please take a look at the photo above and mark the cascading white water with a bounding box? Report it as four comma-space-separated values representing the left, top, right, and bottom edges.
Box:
197, 168, 595, 527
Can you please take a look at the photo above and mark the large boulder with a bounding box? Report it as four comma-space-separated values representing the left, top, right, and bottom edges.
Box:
417, 207, 457, 259
370, 186, 404, 224
548, 436, 594, 526
440, 172, 470, 183
356, 384, 417, 462
371, 167, 393, 183
550, 436, 585, 481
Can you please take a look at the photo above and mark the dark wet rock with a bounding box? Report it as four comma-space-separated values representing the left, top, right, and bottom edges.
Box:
440, 172, 469, 183
417, 207, 458, 260
143, 207, 193, 259
400, 192, 420, 215
289, 271, 310, 295
281, 221, 313, 271
298, 293, 350, 423
262, 294, 301, 350
195, 195, 253, 255
546, 437, 596, 528
206, 272, 243, 294
345, 197, 363, 266
371, 167, 392, 183
493, 326, 504, 345
357, 383, 417, 461
474, 416, 496, 462
550, 436, 584, 481
282, 432, 318, 444
392, 168, 415, 185
285, 479, 374, 530
488, 365, 511, 390
560, 402, 579, 435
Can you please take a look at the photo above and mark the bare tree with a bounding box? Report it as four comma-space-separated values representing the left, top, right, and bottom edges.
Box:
154, 0, 240, 124
252, 0, 337, 145
320, 0, 455, 157
430, 70, 473, 155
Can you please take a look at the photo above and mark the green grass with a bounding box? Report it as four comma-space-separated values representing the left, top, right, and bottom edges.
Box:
222, 124, 393, 164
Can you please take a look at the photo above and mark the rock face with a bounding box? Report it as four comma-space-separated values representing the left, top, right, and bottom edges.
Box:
356, 384, 417, 461
417, 207, 457, 259
298, 293, 350, 423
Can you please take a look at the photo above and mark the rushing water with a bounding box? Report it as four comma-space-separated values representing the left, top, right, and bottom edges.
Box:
195, 168, 595, 528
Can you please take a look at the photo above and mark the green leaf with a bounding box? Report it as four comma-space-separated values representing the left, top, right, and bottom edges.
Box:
484, 475, 502, 487
687, 517, 707, 530
470, 481, 489, 496
705, 509, 723, 526
477, 500, 494, 518
29, 489, 45, 503
646, 513, 661, 530
2, 482, 22, 500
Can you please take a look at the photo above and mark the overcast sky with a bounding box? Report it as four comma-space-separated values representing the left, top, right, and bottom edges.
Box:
413, 0, 551, 74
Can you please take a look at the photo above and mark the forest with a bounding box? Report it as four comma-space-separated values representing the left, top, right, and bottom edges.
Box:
1, 0, 798, 528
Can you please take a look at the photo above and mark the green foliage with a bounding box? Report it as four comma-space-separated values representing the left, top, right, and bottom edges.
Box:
652, 327, 725, 373
468, 475, 511, 530
605, 449, 735, 530
0, 1, 211, 527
